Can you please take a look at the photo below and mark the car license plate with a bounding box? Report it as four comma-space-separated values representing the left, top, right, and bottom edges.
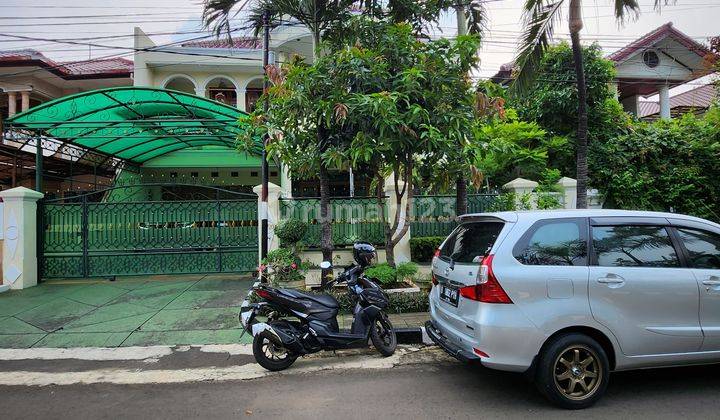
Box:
439, 285, 459, 307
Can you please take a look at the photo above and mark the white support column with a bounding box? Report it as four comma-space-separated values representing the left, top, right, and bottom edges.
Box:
236, 88, 246, 112
0, 187, 44, 290
659, 83, 671, 120
253, 182, 281, 261
280, 163, 292, 198
20, 91, 30, 112
556, 177, 578, 209
383, 176, 411, 264
7, 92, 17, 117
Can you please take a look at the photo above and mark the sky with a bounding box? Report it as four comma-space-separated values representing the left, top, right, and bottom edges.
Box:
0, 0, 718, 94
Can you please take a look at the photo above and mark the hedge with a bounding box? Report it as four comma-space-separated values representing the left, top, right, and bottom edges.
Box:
410, 236, 445, 262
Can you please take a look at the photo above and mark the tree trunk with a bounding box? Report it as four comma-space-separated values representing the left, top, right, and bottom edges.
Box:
385, 160, 413, 268
318, 129, 333, 286
569, 0, 588, 209
456, 175, 468, 217
385, 238, 396, 267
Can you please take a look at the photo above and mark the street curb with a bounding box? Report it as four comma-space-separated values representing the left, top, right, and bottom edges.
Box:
396, 327, 434, 345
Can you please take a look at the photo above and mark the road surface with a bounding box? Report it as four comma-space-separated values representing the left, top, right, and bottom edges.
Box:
1, 346, 719, 419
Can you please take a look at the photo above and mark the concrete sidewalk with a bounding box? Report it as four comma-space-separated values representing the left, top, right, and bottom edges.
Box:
0, 274, 429, 349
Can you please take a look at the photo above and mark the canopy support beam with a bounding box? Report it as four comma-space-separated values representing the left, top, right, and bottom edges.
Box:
35, 137, 42, 192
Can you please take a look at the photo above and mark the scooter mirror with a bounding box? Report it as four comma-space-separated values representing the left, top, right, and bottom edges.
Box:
319, 261, 332, 269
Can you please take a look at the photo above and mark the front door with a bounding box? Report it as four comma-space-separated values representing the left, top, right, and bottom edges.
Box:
589, 223, 702, 356
674, 227, 720, 351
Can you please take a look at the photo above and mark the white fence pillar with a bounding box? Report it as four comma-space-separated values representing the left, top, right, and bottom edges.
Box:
253, 182, 282, 262
502, 178, 538, 209
0, 187, 44, 290
557, 177, 578, 209
384, 177, 411, 264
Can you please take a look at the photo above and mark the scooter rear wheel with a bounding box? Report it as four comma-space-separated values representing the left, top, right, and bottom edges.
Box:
371, 313, 397, 356
252, 331, 298, 371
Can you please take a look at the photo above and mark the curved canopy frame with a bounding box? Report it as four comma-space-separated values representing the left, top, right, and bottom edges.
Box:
4, 86, 255, 164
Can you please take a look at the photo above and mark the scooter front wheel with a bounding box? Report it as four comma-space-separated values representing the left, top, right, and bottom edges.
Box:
371, 313, 397, 356
252, 331, 298, 371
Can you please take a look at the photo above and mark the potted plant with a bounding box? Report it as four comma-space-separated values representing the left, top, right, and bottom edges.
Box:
263, 219, 309, 289
262, 248, 307, 289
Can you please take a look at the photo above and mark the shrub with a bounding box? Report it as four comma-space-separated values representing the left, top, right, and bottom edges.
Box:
410, 236, 445, 262
364, 263, 396, 285
591, 110, 720, 222
325, 289, 429, 314
275, 219, 308, 247
396, 262, 418, 280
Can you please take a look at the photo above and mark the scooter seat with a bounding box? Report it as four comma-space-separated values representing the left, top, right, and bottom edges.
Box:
278, 289, 339, 309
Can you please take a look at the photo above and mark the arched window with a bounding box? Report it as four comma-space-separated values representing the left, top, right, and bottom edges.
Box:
245, 78, 263, 112
163, 75, 196, 95
205, 77, 237, 107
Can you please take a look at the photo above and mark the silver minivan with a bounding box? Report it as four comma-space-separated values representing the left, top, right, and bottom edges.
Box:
426, 210, 720, 409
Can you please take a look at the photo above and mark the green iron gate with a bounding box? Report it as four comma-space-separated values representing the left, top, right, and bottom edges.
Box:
40, 185, 258, 278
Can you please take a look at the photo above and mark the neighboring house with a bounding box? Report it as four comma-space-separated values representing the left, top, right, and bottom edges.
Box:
491, 22, 717, 120
608, 23, 716, 119
0, 50, 131, 192
638, 83, 718, 121
0, 50, 132, 118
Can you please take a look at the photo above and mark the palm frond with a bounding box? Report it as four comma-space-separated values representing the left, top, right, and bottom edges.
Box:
510, 0, 564, 95
202, 0, 250, 40
465, 0, 488, 37
613, 0, 640, 22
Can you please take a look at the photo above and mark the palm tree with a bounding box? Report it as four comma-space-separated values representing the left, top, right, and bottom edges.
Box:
512, 0, 670, 208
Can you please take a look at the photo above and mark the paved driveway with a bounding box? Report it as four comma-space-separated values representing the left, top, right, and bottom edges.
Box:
0, 274, 254, 348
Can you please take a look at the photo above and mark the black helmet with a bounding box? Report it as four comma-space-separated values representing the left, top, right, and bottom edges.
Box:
353, 242, 377, 267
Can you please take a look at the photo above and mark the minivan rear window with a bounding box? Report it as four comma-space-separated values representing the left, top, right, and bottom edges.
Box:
439, 221, 504, 264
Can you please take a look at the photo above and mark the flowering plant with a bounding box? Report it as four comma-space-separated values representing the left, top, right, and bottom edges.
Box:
262, 248, 306, 286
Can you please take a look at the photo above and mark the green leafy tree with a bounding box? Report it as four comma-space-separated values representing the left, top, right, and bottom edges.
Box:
592, 109, 720, 221
203, 0, 361, 282
338, 20, 481, 265
475, 109, 570, 188
510, 42, 630, 177
512, 0, 669, 208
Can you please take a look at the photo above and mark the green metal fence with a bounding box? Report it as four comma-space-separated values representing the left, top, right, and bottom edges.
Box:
41, 190, 258, 278
411, 194, 498, 238
280, 197, 386, 248
279, 193, 499, 246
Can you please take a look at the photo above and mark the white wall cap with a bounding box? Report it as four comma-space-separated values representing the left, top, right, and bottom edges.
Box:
0, 187, 44, 201
503, 178, 539, 189
556, 177, 578, 187
252, 182, 282, 195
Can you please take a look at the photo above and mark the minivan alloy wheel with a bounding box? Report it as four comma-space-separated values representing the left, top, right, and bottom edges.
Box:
553, 345, 602, 400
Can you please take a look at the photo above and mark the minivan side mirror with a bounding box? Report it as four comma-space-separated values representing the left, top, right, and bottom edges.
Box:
319, 261, 332, 269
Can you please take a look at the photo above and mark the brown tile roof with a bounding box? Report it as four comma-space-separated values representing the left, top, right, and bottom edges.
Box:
0, 49, 132, 79
181, 37, 262, 49
639, 83, 718, 118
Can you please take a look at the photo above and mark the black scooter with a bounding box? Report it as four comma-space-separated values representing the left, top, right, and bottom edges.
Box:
239, 242, 397, 371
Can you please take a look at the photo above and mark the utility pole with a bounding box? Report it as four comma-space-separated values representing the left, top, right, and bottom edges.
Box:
259, 8, 270, 281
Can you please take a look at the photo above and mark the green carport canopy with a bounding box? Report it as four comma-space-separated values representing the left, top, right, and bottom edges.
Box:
4, 86, 256, 164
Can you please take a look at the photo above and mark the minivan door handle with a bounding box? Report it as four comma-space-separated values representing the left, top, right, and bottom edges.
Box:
597, 274, 625, 284
702, 277, 720, 286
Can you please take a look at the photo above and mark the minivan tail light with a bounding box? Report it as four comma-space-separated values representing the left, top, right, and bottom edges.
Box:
431, 272, 438, 286
433, 248, 441, 258
459, 255, 512, 304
